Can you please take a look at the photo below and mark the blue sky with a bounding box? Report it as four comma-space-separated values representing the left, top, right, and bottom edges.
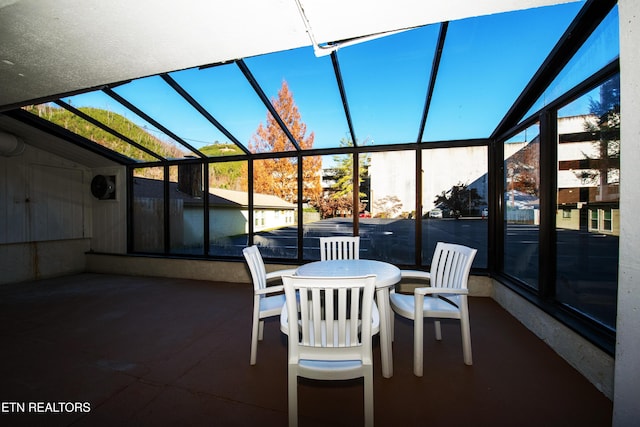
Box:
57, 1, 622, 157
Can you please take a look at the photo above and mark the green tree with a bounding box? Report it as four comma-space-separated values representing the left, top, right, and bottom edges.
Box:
318, 138, 369, 218
434, 182, 482, 218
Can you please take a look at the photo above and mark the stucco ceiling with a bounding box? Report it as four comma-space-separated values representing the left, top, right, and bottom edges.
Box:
0, 0, 577, 112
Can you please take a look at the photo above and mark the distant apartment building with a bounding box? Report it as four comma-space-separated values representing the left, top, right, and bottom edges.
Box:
364, 115, 619, 235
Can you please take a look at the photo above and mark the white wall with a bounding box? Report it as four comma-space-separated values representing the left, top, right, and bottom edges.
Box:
0, 141, 94, 283
90, 166, 127, 253
613, 0, 640, 424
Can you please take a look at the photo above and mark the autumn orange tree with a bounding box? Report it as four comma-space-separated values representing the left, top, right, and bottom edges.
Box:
243, 81, 321, 204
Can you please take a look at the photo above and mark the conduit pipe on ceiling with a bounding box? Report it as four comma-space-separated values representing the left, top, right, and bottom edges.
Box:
0, 131, 26, 156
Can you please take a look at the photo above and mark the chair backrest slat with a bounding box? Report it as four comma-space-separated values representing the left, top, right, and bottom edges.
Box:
319, 236, 360, 261
429, 242, 477, 290
242, 245, 267, 291
283, 275, 376, 358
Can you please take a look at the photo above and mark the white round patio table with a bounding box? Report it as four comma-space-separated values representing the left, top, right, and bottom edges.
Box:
293, 259, 401, 378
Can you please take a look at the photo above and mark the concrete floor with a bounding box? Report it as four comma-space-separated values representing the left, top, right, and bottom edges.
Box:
0, 273, 612, 426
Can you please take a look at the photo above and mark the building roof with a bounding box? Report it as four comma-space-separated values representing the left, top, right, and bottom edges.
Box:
133, 177, 295, 210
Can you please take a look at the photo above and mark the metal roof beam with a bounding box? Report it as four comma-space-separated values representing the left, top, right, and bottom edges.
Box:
331, 51, 357, 146
417, 21, 448, 143
54, 100, 166, 162
235, 59, 302, 152
102, 87, 206, 159
160, 73, 251, 156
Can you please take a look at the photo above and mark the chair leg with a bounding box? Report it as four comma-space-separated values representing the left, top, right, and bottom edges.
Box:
258, 319, 265, 340
413, 317, 424, 377
250, 308, 260, 365
390, 311, 395, 342
363, 367, 374, 427
460, 311, 473, 366
434, 320, 442, 341
288, 367, 298, 427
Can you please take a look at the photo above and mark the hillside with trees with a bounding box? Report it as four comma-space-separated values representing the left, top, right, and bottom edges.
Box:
23, 104, 186, 161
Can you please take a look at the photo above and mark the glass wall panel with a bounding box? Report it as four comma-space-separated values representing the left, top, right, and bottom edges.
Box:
169, 164, 205, 255
367, 150, 415, 264
300, 154, 325, 260
425, 3, 581, 142
338, 25, 437, 146
112, 75, 235, 155
245, 47, 349, 150
23, 103, 158, 162
556, 75, 619, 329
60, 91, 195, 159
503, 124, 540, 288
252, 158, 298, 258
169, 64, 266, 153
524, 6, 619, 120
422, 146, 488, 268
208, 159, 249, 257
132, 167, 165, 253
303, 154, 355, 259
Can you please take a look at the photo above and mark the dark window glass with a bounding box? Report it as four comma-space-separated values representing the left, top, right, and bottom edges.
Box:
169, 164, 205, 255
503, 123, 540, 289
422, 146, 488, 268
556, 75, 619, 329
252, 158, 298, 259
132, 167, 165, 253
208, 160, 249, 257
365, 150, 415, 265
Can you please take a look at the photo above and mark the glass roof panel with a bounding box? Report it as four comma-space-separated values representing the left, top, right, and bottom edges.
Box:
338, 25, 438, 146
22, 102, 160, 162
111, 75, 238, 157
423, 2, 583, 142
60, 91, 197, 160
169, 63, 267, 153
244, 46, 349, 150
524, 5, 619, 120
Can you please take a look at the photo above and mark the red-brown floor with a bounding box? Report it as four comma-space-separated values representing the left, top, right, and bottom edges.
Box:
0, 273, 612, 426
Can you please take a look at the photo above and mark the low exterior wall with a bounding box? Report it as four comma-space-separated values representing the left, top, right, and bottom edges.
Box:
85, 253, 297, 285
492, 279, 614, 400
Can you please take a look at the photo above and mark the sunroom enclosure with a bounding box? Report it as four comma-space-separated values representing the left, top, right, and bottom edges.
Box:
0, 0, 627, 409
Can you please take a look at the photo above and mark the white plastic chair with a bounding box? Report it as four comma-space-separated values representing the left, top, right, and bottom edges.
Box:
243, 245, 297, 365
281, 274, 377, 427
389, 242, 477, 376
319, 236, 360, 261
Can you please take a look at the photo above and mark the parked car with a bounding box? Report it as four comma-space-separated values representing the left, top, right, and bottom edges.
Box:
429, 208, 443, 218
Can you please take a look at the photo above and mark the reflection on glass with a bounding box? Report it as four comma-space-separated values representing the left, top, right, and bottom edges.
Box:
339, 25, 437, 145
367, 150, 415, 264
208, 159, 248, 257
22, 103, 158, 162
422, 146, 488, 268
524, 6, 619, 120
245, 47, 348, 150
132, 167, 165, 253
169, 164, 205, 255
252, 158, 298, 259
503, 124, 540, 288
556, 75, 619, 329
